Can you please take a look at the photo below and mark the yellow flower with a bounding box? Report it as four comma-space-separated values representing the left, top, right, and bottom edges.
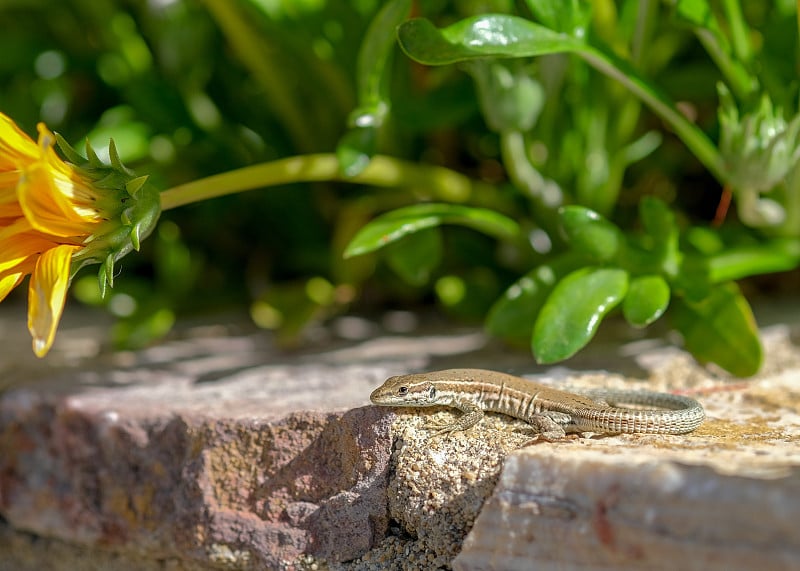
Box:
0, 112, 160, 357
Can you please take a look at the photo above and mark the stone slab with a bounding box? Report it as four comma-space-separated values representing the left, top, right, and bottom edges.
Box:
0, 300, 799, 570
455, 448, 800, 570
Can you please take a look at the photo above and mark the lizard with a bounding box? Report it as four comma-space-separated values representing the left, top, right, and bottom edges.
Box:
369, 368, 705, 440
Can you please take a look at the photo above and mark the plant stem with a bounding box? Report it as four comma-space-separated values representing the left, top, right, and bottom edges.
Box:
721, 0, 752, 65
578, 46, 728, 184
630, 0, 655, 69
159, 154, 492, 211
694, 27, 757, 101
499, 130, 563, 232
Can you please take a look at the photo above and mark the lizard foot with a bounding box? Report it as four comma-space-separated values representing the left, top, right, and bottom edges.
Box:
424, 410, 483, 436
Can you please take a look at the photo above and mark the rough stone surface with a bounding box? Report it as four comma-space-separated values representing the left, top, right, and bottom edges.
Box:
383, 415, 528, 569
0, 392, 393, 569
1, 300, 800, 570
455, 448, 800, 570
0, 305, 404, 569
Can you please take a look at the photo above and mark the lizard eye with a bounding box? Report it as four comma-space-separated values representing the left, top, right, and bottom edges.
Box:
428, 386, 436, 399
397, 386, 408, 395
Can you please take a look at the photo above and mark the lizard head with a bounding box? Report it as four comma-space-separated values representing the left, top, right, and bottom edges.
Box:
370, 373, 440, 407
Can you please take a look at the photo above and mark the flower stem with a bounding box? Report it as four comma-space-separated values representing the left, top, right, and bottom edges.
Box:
159, 154, 492, 211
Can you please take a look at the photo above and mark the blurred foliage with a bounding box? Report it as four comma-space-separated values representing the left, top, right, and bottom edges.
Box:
2, 0, 799, 375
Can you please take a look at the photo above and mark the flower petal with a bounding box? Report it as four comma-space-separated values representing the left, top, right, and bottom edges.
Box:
18, 161, 98, 238
0, 202, 24, 218
0, 112, 38, 170
0, 231, 58, 274
0, 170, 22, 194
0, 271, 24, 303
28, 243, 79, 357
0, 216, 34, 242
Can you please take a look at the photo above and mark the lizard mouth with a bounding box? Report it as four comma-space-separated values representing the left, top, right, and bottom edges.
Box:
369, 388, 391, 404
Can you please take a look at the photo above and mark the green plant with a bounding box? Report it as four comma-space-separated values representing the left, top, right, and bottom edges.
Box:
2, 0, 798, 372
343, 0, 800, 376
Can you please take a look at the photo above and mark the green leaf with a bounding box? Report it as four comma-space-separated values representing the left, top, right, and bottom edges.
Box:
707, 238, 800, 283
559, 206, 623, 262
343, 203, 520, 258
672, 282, 762, 377
486, 253, 584, 343
397, 15, 585, 66
623, 274, 670, 327
532, 267, 629, 363
385, 227, 442, 286
396, 15, 726, 184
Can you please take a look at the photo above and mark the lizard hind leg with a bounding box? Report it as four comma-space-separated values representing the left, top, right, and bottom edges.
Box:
526, 411, 571, 441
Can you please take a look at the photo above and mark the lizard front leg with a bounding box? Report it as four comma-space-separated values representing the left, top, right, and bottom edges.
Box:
425, 398, 484, 435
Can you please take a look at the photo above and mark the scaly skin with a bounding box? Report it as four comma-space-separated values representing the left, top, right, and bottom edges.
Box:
370, 368, 705, 439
